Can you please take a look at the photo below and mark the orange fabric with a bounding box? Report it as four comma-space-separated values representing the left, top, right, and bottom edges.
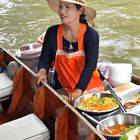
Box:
33, 86, 46, 119
6, 67, 33, 121
55, 24, 103, 94
7, 67, 23, 115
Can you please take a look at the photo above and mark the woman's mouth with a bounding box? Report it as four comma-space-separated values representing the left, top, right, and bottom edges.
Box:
60, 15, 67, 20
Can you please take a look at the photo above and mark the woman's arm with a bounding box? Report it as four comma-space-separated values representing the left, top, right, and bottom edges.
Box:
75, 27, 100, 91
38, 31, 53, 72
37, 25, 58, 84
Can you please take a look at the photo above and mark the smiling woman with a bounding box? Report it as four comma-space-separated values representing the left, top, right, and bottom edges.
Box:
37, 0, 107, 103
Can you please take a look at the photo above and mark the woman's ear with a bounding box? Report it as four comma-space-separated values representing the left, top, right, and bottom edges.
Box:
79, 7, 84, 15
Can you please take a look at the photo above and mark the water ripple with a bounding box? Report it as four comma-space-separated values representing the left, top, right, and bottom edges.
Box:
0, 0, 140, 75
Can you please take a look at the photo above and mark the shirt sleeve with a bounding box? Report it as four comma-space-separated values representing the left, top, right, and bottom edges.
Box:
75, 27, 101, 92
38, 26, 57, 72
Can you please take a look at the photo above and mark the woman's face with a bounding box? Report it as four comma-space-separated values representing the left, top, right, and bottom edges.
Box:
58, 2, 83, 25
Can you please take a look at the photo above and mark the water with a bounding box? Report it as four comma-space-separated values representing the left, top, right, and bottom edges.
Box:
0, 0, 140, 76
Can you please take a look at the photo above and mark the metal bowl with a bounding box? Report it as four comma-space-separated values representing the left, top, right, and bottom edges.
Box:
96, 113, 140, 140
74, 92, 119, 115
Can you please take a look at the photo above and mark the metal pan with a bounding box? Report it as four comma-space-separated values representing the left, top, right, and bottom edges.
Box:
74, 92, 119, 115
96, 113, 140, 140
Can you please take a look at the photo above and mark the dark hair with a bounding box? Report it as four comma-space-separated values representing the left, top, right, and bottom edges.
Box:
75, 4, 88, 25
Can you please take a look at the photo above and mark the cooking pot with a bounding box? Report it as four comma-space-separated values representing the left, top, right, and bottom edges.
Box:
74, 92, 119, 115
96, 113, 140, 140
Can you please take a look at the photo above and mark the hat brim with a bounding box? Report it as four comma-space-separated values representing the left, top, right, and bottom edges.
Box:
46, 0, 96, 20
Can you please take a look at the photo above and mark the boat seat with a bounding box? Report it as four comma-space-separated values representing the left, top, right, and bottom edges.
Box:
0, 113, 50, 140
0, 61, 20, 112
0, 72, 13, 100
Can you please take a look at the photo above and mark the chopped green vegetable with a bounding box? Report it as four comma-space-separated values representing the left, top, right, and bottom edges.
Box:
124, 125, 139, 133
119, 136, 127, 140
119, 125, 140, 140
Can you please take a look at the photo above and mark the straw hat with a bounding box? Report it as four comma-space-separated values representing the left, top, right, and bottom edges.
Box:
46, 0, 96, 20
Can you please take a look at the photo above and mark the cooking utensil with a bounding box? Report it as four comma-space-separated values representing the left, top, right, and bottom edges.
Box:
106, 84, 127, 113
82, 112, 112, 134
74, 92, 119, 115
96, 113, 140, 140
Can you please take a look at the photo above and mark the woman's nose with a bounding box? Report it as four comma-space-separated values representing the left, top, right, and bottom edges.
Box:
60, 7, 65, 14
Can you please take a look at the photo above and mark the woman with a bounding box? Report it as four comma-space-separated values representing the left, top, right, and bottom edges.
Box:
37, 0, 105, 102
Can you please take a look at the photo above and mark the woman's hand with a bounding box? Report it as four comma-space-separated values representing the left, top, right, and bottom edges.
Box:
68, 88, 82, 103
36, 68, 47, 85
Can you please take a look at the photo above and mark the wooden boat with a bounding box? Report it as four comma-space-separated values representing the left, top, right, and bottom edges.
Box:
0, 47, 106, 139
0, 46, 140, 140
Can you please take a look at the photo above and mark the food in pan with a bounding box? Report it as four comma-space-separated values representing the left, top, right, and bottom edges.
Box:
102, 124, 129, 135
102, 125, 140, 139
78, 96, 118, 111
120, 125, 140, 140
124, 102, 137, 109
136, 97, 140, 103
123, 95, 140, 110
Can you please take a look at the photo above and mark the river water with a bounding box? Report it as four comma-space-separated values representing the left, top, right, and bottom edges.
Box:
0, 0, 140, 76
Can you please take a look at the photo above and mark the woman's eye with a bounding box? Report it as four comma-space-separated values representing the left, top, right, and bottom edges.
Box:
66, 6, 70, 8
59, 5, 62, 8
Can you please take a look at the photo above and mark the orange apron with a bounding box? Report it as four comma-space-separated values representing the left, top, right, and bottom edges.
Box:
55, 23, 104, 94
